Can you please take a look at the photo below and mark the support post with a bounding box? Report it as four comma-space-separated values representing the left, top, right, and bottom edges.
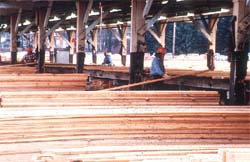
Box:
208, 15, 219, 52
76, 1, 86, 73
37, 8, 46, 73
120, 25, 128, 66
10, 15, 17, 64
69, 31, 76, 64
158, 23, 167, 48
49, 32, 55, 63
91, 29, 98, 64
130, 0, 146, 89
172, 22, 176, 55
231, 0, 249, 105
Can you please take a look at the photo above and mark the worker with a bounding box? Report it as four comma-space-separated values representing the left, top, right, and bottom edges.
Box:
150, 46, 166, 79
149, 46, 167, 90
102, 51, 114, 66
21, 47, 37, 64
207, 49, 215, 70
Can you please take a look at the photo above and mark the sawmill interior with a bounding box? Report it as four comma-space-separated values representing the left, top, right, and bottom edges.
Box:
0, 0, 249, 161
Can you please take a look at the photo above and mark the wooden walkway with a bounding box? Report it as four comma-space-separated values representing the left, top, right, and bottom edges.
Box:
45, 64, 250, 81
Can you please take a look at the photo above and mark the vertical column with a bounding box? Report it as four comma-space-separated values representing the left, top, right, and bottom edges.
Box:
172, 22, 176, 55
121, 25, 128, 66
130, 0, 146, 89
76, 1, 86, 73
10, 15, 17, 64
37, 8, 46, 73
159, 23, 167, 48
49, 32, 55, 63
208, 17, 218, 53
91, 29, 98, 64
231, 0, 248, 105
69, 31, 76, 64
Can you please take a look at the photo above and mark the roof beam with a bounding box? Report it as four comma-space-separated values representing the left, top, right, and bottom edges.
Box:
86, 11, 108, 35
44, 1, 53, 28
143, 0, 154, 18
138, 6, 166, 36
147, 28, 163, 46
110, 28, 121, 42
83, 0, 93, 24
57, 32, 73, 49
45, 20, 64, 38
199, 14, 210, 33
18, 21, 35, 36
189, 16, 212, 43
0, 2, 32, 10
15, 8, 22, 33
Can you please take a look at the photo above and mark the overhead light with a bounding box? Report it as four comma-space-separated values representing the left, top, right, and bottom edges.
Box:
89, 10, 99, 16
66, 13, 77, 20
66, 26, 76, 31
202, 8, 231, 15
18, 23, 22, 27
85, 25, 88, 28
116, 20, 123, 25
127, 21, 131, 24
49, 16, 61, 22
23, 20, 31, 26
55, 27, 64, 32
220, 8, 230, 13
187, 12, 194, 16
161, 0, 168, 4
157, 16, 167, 20
0, 24, 7, 29
110, 8, 122, 13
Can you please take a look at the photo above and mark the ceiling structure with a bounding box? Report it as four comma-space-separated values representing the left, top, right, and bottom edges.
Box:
0, 0, 233, 32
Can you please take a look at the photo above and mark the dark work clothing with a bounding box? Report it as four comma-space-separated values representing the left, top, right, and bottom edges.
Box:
102, 54, 113, 66
150, 56, 166, 90
22, 53, 37, 63
150, 57, 165, 77
207, 51, 215, 70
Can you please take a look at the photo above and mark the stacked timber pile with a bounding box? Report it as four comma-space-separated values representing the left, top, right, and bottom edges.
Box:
0, 106, 248, 161
0, 91, 220, 107
0, 73, 88, 91
0, 64, 37, 74
167, 68, 250, 80
45, 64, 250, 81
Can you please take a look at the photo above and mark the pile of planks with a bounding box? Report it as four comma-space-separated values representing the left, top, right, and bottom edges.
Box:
0, 106, 248, 161
36, 146, 250, 162
0, 91, 220, 107
45, 64, 250, 81
0, 64, 37, 74
0, 73, 88, 91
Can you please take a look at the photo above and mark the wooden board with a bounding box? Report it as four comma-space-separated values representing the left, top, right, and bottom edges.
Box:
0, 91, 220, 107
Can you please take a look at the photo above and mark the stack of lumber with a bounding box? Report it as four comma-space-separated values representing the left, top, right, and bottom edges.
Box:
167, 68, 250, 80
0, 73, 88, 91
0, 106, 248, 161
0, 64, 37, 74
0, 91, 220, 107
45, 64, 250, 81
36, 146, 250, 162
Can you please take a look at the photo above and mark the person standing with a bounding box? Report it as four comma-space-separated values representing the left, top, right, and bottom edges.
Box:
150, 47, 166, 79
149, 47, 167, 90
102, 51, 114, 66
21, 47, 37, 64
207, 49, 215, 70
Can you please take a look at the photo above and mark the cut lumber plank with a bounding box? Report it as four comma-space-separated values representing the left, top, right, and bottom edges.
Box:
0, 73, 88, 91
0, 91, 220, 107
